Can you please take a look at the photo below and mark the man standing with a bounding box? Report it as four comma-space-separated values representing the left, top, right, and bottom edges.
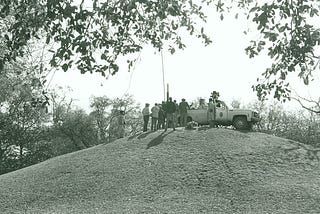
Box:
179, 98, 190, 127
117, 110, 126, 138
165, 97, 176, 131
151, 103, 160, 131
207, 98, 216, 128
174, 100, 179, 126
142, 103, 150, 132
158, 102, 166, 130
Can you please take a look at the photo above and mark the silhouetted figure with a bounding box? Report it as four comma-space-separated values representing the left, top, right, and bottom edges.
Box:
117, 110, 125, 138
199, 98, 206, 109
179, 98, 190, 127
207, 98, 217, 128
142, 103, 150, 132
157, 103, 165, 129
165, 97, 176, 131
174, 99, 179, 126
109, 109, 125, 141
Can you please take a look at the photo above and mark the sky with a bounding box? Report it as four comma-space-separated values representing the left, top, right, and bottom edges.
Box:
48, 8, 319, 112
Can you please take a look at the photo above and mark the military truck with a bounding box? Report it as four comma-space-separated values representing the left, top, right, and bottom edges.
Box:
184, 101, 260, 130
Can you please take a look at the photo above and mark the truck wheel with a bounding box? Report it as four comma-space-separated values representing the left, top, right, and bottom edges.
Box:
233, 116, 248, 130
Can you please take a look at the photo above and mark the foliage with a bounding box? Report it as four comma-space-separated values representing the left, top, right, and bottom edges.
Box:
0, 57, 49, 171
0, 0, 212, 76
1, 0, 320, 102
231, 99, 241, 109
90, 96, 111, 142
247, 100, 320, 148
90, 94, 142, 142
53, 109, 99, 149
110, 94, 142, 136
244, 1, 320, 101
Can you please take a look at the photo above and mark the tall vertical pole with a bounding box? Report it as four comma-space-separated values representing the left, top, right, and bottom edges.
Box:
161, 50, 166, 102
167, 84, 169, 101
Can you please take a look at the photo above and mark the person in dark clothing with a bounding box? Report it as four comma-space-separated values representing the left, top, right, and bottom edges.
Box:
173, 100, 179, 126
157, 104, 165, 129
165, 97, 176, 131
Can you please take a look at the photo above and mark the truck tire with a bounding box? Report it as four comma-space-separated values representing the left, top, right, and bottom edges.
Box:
233, 116, 248, 130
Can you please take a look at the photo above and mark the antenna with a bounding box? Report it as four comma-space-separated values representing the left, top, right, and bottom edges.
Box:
161, 50, 166, 101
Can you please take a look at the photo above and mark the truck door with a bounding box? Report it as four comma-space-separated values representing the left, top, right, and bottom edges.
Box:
215, 102, 228, 123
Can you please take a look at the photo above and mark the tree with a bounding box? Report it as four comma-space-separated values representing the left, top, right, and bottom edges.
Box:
231, 99, 241, 109
46, 87, 99, 151
55, 109, 98, 149
0, 0, 212, 76
90, 94, 141, 142
90, 96, 111, 142
109, 94, 142, 137
1, 0, 320, 103
243, 1, 320, 101
0, 60, 49, 173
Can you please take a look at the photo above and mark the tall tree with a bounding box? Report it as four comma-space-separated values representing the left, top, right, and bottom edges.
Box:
90, 96, 111, 142
1, 0, 320, 103
243, 0, 320, 101
90, 94, 141, 142
0, 0, 212, 76
0, 60, 48, 171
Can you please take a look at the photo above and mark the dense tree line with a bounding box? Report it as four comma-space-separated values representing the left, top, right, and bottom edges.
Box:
248, 101, 320, 148
0, 69, 142, 175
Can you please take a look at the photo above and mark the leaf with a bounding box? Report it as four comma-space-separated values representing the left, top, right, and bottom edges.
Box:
62, 64, 68, 72
249, 6, 259, 13
101, 54, 107, 60
46, 35, 50, 44
169, 47, 175, 54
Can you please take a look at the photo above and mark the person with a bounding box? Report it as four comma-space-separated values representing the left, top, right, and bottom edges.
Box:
158, 101, 166, 129
165, 97, 176, 131
207, 98, 217, 128
117, 110, 126, 138
109, 109, 125, 141
142, 103, 150, 132
151, 103, 159, 131
157, 103, 165, 129
199, 98, 206, 109
179, 98, 190, 127
174, 99, 179, 126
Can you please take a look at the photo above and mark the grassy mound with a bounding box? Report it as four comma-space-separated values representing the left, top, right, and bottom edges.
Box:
1, 128, 320, 213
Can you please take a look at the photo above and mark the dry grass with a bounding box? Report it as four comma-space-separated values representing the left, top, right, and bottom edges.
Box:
1, 128, 320, 213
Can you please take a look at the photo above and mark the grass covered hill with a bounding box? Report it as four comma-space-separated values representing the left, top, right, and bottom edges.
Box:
1, 128, 320, 213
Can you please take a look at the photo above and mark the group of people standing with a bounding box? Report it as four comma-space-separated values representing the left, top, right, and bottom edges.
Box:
141, 97, 190, 132
141, 91, 221, 132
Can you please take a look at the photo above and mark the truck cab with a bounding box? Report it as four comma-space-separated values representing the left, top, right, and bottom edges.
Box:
186, 101, 260, 130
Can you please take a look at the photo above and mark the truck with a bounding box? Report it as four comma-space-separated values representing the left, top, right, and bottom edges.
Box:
182, 101, 260, 130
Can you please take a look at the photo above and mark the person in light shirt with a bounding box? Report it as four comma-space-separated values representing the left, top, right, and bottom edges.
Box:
151, 103, 160, 131
142, 103, 150, 132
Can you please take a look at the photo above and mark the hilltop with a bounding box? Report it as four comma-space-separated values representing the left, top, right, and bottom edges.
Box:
1, 128, 320, 213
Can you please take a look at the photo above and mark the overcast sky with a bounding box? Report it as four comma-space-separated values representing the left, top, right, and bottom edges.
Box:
48, 9, 319, 112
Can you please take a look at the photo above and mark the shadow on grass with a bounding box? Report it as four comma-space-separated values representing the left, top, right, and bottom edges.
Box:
137, 131, 153, 140
146, 130, 174, 149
